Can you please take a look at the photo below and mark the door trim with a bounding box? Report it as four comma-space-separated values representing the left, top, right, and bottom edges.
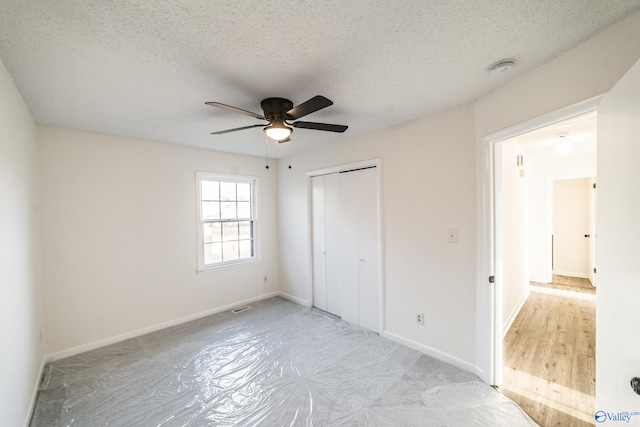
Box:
479, 94, 603, 385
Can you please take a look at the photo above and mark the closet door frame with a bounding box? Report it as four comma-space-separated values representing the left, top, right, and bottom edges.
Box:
307, 159, 384, 334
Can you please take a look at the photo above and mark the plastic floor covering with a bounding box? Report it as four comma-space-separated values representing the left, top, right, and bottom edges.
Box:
30, 297, 538, 426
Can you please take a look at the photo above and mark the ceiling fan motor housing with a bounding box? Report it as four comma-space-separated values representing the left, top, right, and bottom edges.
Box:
260, 97, 294, 121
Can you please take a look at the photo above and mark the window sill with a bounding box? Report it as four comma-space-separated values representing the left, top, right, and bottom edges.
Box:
196, 257, 260, 274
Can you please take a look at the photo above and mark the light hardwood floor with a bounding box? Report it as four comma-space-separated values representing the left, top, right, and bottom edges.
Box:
500, 277, 596, 426
531, 275, 596, 295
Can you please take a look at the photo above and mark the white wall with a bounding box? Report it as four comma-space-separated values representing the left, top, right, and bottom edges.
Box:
596, 56, 640, 418
475, 11, 640, 382
278, 105, 478, 371
528, 154, 596, 283
499, 142, 529, 334
552, 178, 590, 277
0, 59, 43, 426
38, 126, 280, 357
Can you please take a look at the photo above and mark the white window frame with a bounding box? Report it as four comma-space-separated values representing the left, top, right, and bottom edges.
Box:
196, 172, 259, 272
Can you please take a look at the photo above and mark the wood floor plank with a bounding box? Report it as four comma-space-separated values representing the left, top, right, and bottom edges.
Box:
500, 286, 596, 427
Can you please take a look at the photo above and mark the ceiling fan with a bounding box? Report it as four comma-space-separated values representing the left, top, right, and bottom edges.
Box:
206, 95, 348, 143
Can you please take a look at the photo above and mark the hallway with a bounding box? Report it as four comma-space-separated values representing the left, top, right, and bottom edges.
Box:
500, 278, 596, 426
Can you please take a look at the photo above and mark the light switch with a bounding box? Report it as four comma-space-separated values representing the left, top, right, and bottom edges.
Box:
447, 229, 458, 243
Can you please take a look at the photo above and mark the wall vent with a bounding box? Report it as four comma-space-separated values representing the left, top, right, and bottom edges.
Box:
231, 305, 252, 314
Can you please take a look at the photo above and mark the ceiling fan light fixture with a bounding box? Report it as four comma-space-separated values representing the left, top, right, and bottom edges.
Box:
555, 133, 573, 153
264, 121, 292, 141
556, 141, 573, 153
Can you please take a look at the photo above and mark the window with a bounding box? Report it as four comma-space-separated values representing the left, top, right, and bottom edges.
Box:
196, 172, 258, 271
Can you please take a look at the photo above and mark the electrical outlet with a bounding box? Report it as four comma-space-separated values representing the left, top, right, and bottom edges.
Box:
416, 313, 424, 325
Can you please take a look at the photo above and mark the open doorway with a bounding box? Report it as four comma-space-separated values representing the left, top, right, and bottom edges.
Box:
495, 112, 597, 426
548, 176, 597, 289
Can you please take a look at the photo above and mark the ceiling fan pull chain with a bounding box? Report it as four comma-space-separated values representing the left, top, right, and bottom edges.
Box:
288, 139, 292, 169
265, 133, 270, 170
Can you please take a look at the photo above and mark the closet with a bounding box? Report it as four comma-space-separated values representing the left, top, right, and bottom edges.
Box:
311, 166, 379, 333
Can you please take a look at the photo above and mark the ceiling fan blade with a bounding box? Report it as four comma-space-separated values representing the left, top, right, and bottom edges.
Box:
286, 95, 333, 120
205, 102, 266, 120
210, 124, 264, 135
291, 121, 348, 133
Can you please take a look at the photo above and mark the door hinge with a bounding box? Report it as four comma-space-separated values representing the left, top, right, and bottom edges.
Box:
489, 276, 495, 283
593, 183, 597, 189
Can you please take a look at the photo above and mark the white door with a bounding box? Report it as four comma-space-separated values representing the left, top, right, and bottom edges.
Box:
338, 168, 380, 333
311, 174, 341, 316
595, 57, 640, 414
312, 167, 380, 333
338, 170, 360, 326
552, 178, 590, 277
311, 176, 327, 311
324, 173, 341, 314
356, 167, 379, 333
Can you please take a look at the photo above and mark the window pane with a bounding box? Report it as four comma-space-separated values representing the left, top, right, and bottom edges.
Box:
239, 240, 253, 259
220, 182, 236, 201
198, 176, 257, 269
203, 223, 222, 243
220, 202, 236, 219
204, 242, 223, 264
237, 182, 251, 201
238, 221, 252, 239
237, 202, 251, 219
201, 181, 219, 201
222, 222, 239, 241
222, 241, 239, 261
202, 201, 220, 220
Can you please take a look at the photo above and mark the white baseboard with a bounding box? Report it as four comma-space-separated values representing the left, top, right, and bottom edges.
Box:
474, 365, 487, 382
278, 291, 311, 307
44, 291, 280, 363
24, 358, 45, 427
529, 275, 548, 284
552, 270, 589, 279
382, 331, 480, 377
502, 291, 529, 339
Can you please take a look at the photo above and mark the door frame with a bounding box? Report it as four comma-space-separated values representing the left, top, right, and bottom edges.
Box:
588, 176, 597, 287
307, 158, 384, 334
480, 95, 602, 385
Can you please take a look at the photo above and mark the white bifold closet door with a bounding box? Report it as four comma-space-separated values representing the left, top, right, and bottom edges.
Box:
311, 173, 341, 315
311, 167, 379, 333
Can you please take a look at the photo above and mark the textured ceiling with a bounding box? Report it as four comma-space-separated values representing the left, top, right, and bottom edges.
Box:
1, 1, 639, 158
